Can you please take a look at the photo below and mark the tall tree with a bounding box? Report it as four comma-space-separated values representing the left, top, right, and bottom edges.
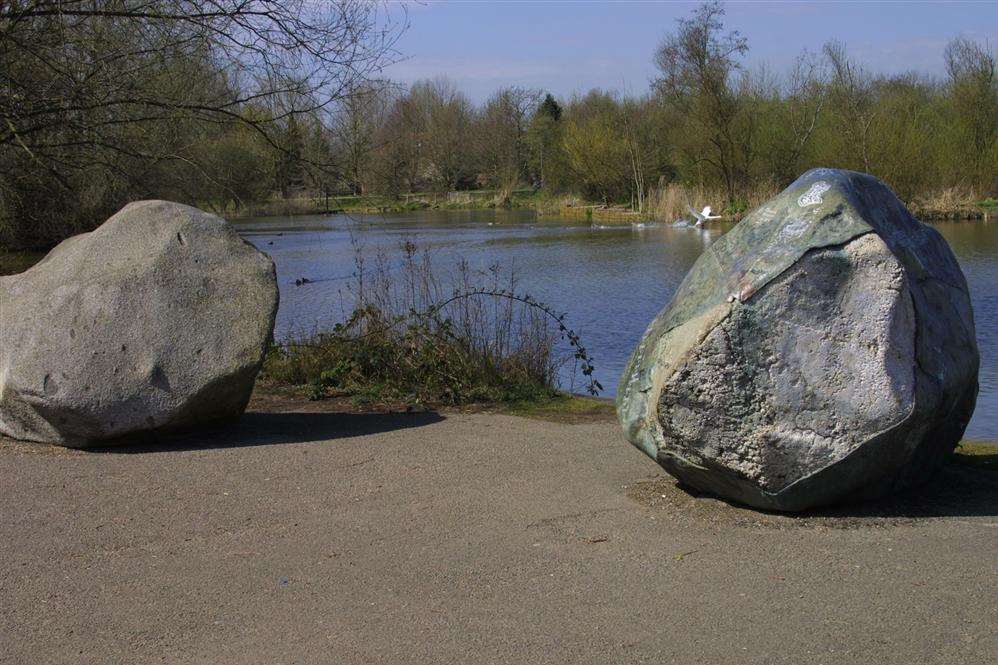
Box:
276, 115, 306, 199
944, 37, 997, 192
561, 91, 632, 202
753, 51, 828, 185
408, 79, 475, 191
823, 41, 879, 173
329, 86, 389, 195
479, 87, 540, 190
527, 94, 564, 189
652, 1, 749, 204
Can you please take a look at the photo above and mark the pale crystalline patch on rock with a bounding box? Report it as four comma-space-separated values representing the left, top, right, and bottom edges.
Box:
657, 234, 916, 492
776, 217, 810, 242
805, 167, 838, 178
797, 180, 831, 207
754, 204, 779, 224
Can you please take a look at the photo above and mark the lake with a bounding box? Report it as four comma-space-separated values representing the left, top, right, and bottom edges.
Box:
235, 210, 998, 440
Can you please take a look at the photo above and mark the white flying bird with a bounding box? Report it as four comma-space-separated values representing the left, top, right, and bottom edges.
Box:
687, 205, 722, 227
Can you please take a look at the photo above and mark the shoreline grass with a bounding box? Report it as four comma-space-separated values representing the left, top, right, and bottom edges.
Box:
219, 182, 994, 226
500, 393, 616, 423
2, 182, 989, 261
954, 441, 998, 468
221, 188, 543, 220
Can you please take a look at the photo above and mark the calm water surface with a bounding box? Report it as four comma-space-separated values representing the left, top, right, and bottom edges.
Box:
235, 210, 998, 440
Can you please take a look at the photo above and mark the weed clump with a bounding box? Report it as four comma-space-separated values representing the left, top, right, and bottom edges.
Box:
262, 240, 601, 406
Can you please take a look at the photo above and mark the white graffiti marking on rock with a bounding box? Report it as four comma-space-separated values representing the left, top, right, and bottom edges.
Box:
798, 181, 831, 208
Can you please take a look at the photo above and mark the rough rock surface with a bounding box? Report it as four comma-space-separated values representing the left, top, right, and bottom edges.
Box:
617, 169, 979, 511
0, 201, 278, 447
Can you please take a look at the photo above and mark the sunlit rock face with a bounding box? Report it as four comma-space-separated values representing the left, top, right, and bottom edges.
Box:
0, 201, 278, 447
617, 169, 979, 512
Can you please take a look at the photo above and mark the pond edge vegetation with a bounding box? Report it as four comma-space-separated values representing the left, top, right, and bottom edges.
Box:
260, 239, 604, 411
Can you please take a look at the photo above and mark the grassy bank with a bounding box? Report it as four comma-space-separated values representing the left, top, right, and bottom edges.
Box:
977, 198, 998, 215
599, 181, 993, 225
500, 393, 616, 423
909, 187, 996, 221
954, 441, 998, 468
220, 189, 542, 220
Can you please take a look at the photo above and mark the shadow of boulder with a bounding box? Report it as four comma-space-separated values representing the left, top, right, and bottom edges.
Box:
86, 410, 445, 453
763, 457, 997, 522
631, 452, 997, 529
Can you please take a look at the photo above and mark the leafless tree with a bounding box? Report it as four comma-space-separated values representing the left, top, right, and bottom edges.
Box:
823, 40, 878, 172
944, 37, 997, 191
652, 0, 749, 204
784, 51, 828, 172
329, 84, 393, 195
0, 0, 405, 247
478, 86, 541, 191
407, 78, 475, 191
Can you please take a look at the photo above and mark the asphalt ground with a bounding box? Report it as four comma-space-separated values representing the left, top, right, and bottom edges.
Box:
2, 399, 995, 664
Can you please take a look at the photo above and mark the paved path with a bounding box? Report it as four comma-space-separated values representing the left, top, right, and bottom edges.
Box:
1, 405, 995, 664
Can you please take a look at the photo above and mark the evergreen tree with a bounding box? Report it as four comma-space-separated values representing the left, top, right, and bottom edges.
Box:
528, 93, 565, 188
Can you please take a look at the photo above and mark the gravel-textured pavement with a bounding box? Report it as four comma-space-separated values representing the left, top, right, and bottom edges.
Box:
1, 403, 995, 664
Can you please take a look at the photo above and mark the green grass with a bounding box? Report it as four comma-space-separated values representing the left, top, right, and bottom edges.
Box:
954, 441, 998, 468
502, 394, 616, 422
976, 198, 998, 210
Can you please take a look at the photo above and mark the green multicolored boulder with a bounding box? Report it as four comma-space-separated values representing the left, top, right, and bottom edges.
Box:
617, 169, 979, 511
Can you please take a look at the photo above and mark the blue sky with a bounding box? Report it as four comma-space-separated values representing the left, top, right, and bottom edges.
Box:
382, 1, 997, 101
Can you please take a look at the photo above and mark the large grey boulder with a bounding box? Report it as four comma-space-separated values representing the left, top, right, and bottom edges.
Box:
617, 169, 979, 511
0, 200, 278, 447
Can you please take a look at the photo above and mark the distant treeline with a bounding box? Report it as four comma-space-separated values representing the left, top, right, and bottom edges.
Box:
2, 2, 995, 250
